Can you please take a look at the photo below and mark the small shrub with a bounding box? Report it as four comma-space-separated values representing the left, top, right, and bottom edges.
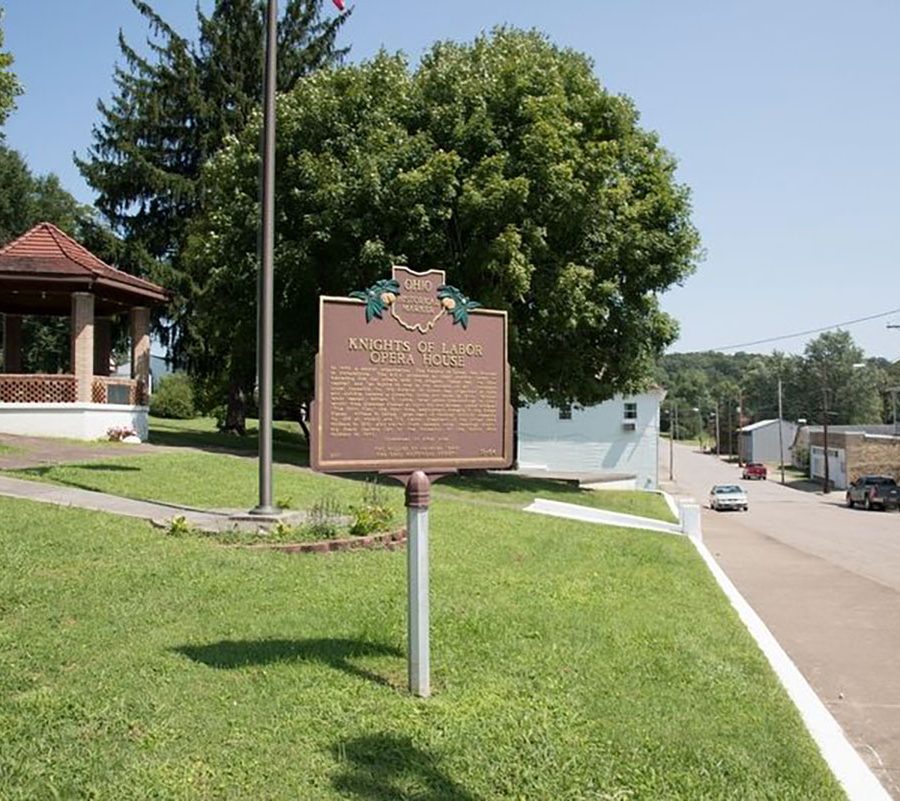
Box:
269, 520, 298, 542
166, 515, 194, 538
350, 478, 396, 536
303, 496, 343, 540
349, 504, 394, 536
107, 425, 137, 442
150, 374, 196, 419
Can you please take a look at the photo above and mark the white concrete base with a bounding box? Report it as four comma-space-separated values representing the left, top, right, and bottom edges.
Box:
0, 403, 149, 441
582, 478, 638, 490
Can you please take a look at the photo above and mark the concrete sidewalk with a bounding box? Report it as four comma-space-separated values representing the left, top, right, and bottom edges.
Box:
0, 475, 301, 532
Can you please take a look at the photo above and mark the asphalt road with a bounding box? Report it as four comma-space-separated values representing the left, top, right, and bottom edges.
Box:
662, 442, 900, 798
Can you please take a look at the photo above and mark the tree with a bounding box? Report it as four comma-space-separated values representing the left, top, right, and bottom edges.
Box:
185, 29, 701, 431
77, 0, 349, 430
0, 6, 22, 132
801, 331, 882, 424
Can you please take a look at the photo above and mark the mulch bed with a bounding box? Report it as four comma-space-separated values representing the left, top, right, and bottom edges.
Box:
239, 528, 407, 554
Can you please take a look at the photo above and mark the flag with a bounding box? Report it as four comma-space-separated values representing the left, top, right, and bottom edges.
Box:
332, 0, 345, 10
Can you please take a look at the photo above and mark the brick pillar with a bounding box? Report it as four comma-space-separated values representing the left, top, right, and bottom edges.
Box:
71, 293, 95, 402
131, 306, 150, 404
93, 318, 112, 377
3, 314, 23, 373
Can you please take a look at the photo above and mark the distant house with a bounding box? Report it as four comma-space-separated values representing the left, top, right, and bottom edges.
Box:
114, 354, 174, 395
517, 389, 666, 490
796, 424, 900, 490
737, 419, 797, 465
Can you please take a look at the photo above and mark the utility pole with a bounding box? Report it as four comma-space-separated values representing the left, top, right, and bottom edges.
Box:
777, 377, 785, 485
737, 390, 744, 466
822, 385, 830, 494
889, 386, 900, 437
714, 402, 721, 458
668, 403, 674, 481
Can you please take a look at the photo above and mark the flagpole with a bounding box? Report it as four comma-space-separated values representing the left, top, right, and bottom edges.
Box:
252, 0, 278, 515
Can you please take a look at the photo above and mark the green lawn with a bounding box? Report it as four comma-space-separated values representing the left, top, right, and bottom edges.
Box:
0, 492, 843, 800
10, 449, 676, 524
142, 417, 676, 521
148, 415, 309, 467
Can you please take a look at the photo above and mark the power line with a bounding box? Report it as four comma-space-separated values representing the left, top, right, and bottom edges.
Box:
711, 307, 900, 352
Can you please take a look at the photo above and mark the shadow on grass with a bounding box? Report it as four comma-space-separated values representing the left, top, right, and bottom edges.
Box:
441, 471, 583, 496
148, 425, 309, 468
173, 638, 402, 688
13, 463, 143, 494
331, 734, 480, 801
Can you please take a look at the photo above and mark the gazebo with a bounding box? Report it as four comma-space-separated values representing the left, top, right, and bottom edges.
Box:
0, 222, 169, 440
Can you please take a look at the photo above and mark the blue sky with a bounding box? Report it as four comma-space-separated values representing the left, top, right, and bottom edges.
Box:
4, 1, 900, 359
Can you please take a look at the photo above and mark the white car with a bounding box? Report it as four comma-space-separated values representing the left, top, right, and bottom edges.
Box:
709, 484, 748, 512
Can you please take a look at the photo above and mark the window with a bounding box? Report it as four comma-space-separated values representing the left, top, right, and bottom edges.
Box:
624, 402, 637, 420
558, 405, 572, 421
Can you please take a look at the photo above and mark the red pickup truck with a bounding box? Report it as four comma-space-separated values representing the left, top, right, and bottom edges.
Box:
742, 462, 767, 480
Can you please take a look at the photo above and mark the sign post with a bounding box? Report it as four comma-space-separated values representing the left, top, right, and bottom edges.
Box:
405, 471, 431, 697
310, 266, 512, 696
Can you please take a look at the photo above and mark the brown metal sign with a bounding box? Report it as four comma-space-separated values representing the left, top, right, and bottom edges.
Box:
310, 266, 513, 472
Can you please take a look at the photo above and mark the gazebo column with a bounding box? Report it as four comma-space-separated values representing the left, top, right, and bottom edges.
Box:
3, 314, 23, 373
93, 317, 112, 377
71, 293, 95, 402
131, 306, 150, 403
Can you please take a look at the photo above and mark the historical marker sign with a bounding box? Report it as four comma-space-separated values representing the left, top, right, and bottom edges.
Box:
310, 266, 513, 473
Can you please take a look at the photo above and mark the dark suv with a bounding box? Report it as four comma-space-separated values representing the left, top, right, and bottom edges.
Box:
846, 476, 900, 511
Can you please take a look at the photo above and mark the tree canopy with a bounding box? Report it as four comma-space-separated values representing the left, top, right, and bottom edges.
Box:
185, 28, 701, 425
656, 330, 894, 449
0, 7, 22, 132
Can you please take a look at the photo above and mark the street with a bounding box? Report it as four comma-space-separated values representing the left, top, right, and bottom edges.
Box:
663, 441, 900, 798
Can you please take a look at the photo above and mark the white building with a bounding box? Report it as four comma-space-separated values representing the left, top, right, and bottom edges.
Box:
517, 389, 666, 489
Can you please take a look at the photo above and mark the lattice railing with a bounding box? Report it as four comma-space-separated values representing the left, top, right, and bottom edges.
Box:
92, 377, 144, 406
0, 374, 77, 403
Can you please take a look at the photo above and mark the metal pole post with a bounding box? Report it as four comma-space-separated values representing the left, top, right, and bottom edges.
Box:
822, 385, 830, 494
715, 404, 720, 458
890, 387, 900, 436
252, 0, 278, 515
737, 391, 744, 467
668, 405, 674, 481
777, 378, 785, 484
406, 471, 431, 697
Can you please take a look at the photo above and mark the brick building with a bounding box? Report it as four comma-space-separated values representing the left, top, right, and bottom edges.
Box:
801, 425, 900, 490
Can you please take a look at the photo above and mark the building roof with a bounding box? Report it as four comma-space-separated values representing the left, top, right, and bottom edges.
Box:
804, 424, 897, 436
0, 222, 169, 315
737, 418, 794, 433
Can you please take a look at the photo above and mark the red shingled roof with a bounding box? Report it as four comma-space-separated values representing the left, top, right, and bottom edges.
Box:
0, 222, 168, 304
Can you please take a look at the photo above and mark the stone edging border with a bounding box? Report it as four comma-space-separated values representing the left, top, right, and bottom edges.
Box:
237, 528, 407, 554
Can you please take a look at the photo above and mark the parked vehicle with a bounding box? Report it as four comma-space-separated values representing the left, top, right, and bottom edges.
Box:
742, 462, 767, 480
709, 484, 749, 511
845, 476, 900, 511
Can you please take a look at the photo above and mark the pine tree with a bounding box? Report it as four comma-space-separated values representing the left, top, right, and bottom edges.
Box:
77, 0, 348, 430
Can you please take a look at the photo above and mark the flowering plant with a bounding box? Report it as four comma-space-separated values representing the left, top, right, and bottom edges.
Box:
107, 425, 138, 442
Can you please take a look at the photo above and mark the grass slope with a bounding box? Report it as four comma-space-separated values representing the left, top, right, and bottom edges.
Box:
0, 492, 843, 800
10, 450, 675, 523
